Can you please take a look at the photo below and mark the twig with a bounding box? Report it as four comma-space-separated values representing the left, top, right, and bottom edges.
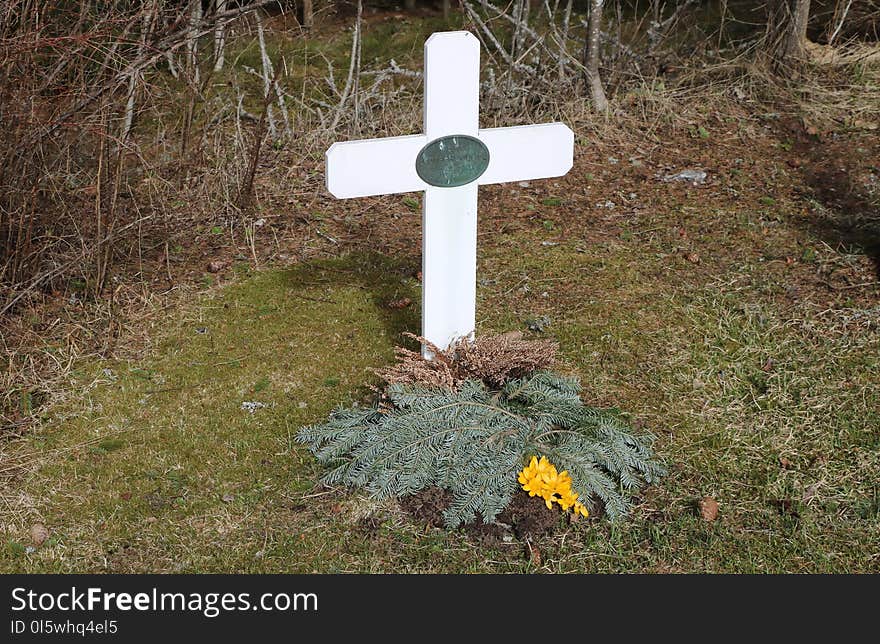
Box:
329, 0, 363, 132
255, 11, 278, 140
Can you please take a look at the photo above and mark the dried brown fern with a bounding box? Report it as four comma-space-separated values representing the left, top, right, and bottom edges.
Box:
375, 332, 557, 389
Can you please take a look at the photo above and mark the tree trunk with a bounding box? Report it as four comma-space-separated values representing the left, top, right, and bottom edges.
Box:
583, 0, 608, 111
122, 2, 157, 141
405, 0, 416, 11
558, 0, 573, 80
785, 0, 811, 59
441, 0, 450, 20
185, 0, 201, 86
511, 0, 523, 60
302, 0, 314, 29
214, 0, 227, 72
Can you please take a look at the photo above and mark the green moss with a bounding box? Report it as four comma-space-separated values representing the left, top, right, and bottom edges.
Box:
4, 230, 879, 572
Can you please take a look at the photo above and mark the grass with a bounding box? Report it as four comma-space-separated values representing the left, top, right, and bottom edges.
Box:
3, 213, 878, 571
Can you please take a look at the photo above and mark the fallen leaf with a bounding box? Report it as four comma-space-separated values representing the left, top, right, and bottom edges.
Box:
686, 252, 701, 264
120, 492, 132, 501
762, 358, 775, 372
779, 456, 792, 469
698, 497, 719, 522
386, 297, 412, 309
526, 540, 542, 566
30, 523, 49, 546
222, 493, 235, 503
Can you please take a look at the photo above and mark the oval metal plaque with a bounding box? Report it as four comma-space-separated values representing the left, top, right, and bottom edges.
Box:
415, 135, 490, 188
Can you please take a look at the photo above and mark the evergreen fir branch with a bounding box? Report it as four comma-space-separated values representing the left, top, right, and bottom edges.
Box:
296, 406, 383, 462
549, 437, 631, 519
296, 371, 665, 527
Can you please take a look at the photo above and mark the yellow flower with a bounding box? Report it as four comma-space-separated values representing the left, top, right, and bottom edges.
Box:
517, 455, 590, 518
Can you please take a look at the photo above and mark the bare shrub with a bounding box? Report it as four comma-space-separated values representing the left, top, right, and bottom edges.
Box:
375, 332, 558, 389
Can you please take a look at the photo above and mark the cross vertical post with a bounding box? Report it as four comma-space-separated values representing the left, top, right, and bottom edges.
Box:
421, 32, 480, 356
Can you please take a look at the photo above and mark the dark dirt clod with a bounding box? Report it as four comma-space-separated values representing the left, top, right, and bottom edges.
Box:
497, 490, 561, 539
399, 487, 565, 541
398, 487, 452, 529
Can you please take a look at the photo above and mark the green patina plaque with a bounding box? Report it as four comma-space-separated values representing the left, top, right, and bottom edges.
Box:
415, 135, 490, 188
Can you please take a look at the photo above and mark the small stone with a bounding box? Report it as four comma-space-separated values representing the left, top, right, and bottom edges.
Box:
686, 252, 701, 264
30, 523, 49, 546
526, 315, 551, 332
222, 493, 235, 503
518, 181, 530, 188
698, 497, 719, 522
207, 259, 229, 273
297, 401, 308, 409
664, 169, 707, 185
241, 401, 267, 414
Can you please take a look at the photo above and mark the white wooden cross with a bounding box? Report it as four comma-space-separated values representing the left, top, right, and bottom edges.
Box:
326, 31, 573, 356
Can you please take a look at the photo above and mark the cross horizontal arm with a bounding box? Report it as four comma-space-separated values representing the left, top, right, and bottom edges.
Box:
477, 123, 574, 185
325, 134, 429, 198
